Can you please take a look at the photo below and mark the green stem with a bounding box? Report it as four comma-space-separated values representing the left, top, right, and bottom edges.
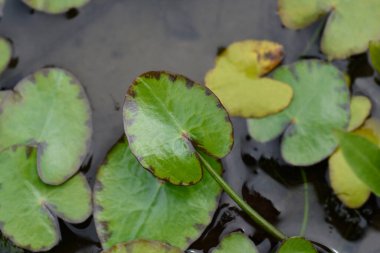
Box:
198, 153, 287, 241
299, 169, 310, 237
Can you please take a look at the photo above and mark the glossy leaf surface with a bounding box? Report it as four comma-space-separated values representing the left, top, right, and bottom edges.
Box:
94, 139, 222, 250
213, 233, 258, 253
277, 237, 317, 253
0, 37, 11, 75
278, 0, 380, 59
101, 240, 181, 253
248, 60, 349, 165
123, 71, 233, 185
22, 0, 90, 14
0, 146, 92, 252
0, 68, 92, 185
205, 40, 293, 118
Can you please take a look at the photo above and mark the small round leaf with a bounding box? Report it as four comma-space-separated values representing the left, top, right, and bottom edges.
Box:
101, 240, 181, 253
213, 233, 258, 253
123, 71, 233, 185
22, 0, 90, 14
277, 237, 317, 253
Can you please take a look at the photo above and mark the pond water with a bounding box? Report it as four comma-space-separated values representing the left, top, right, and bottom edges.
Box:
0, 0, 379, 252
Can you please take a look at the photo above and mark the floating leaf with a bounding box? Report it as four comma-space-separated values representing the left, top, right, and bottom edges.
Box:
213, 233, 258, 253
94, 138, 222, 250
22, 0, 90, 14
0, 37, 12, 75
248, 60, 350, 165
123, 71, 233, 185
347, 96, 372, 131
277, 237, 317, 253
101, 240, 181, 253
0, 68, 92, 185
0, 146, 92, 252
337, 121, 380, 196
369, 41, 380, 73
205, 40, 293, 118
278, 0, 380, 59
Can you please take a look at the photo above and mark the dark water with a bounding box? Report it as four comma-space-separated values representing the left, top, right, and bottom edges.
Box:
0, 1, 379, 253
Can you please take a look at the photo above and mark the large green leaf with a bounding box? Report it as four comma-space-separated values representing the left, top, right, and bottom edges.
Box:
205, 40, 293, 118
369, 41, 380, 74
248, 60, 350, 165
0, 146, 92, 252
123, 71, 233, 185
0, 68, 92, 185
337, 126, 380, 196
101, 240, 182, 253
0, 37, 11, 75
213, 233, 258, 253
278, 0, 380, 59
277, 237, 317, 253
22, 0, 90, 14
94, 138, 222, 250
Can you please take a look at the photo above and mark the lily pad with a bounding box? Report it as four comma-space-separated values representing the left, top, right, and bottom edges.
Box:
347, 96, 372, 131
22, 0, 90, 14
94, 138, 222, 250
205, 40, 293, 118
123, 71, 233, 185
213, 233, 258, 253
0, 37, 12, 75
0, 68, 92, 185
277, 237, 317, 253
248, 60, 350, 165
278, 0, 380, 59
0, 146, 92, 252
101, 240, 182, 253
369, 41, 380, 73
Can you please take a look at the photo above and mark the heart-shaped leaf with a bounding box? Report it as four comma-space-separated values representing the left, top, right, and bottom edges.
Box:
205, 40, 293, 118
248, 60, 350, 165
277, 237, 317, 253
347, 96, 372, 131
94, 138, 222, 250
0, 37, 12, 75
278, 0, 380, 59
369, 41, 380, 74
0, 145, 92, 252
213, 233, 258, 253
101, 240, 182, 253
22, 0, 90, 14
123, 71, 233, 185
0, 68, 92, 185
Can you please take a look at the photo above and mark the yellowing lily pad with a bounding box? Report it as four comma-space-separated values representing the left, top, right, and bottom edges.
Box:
248, 60, 350, 165
0, 37, 12, 75
101, 240, 182, 253
369, 41, 380, 73
205, 40, 293, 118
0, 146, 92, 252
278, 0, 380, 59
0, 68, 92, 185
22, 0, 90, 14
213, 233, 258, 253
347, 96, 372, 131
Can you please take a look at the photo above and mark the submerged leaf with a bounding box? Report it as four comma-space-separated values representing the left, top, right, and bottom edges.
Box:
248, 60, 350, 165
0, 146, 92, 252
0, 37, 12, 75
94, 139, 222, 250
0, 68, 92, 185
101, 240, 181, 253
205, 40, 293, 118
123, 71, 233, 185
369, 41, 380, 73
277, 237, 317, 253
213, 233, 258, 253
278, 0, 380, 59
347, 96, 372, 131
22, 0, 90, 14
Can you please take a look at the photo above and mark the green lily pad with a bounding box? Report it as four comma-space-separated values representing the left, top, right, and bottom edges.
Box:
22, 0, 90, 14
101, 240, 182, 253
348, 96, 372, 131
278, 0, 380, 59
94, 138, 222, 250
205, 40, 293, 118
0, 146, 92, 252
248, 60, 350, 165
123, 71, 233, 185
369, 41, 380, 73
277, 237, 317, 253
0, 37, 12, 75
213, 233, 258, 253
0, 68, 92, 185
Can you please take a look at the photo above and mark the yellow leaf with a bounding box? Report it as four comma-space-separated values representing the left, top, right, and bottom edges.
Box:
347, 96, 372, 131
205, 40, 293, 118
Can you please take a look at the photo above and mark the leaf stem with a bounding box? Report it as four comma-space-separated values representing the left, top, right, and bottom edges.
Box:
299, 169, 310, 237
198, 153, 287, 241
